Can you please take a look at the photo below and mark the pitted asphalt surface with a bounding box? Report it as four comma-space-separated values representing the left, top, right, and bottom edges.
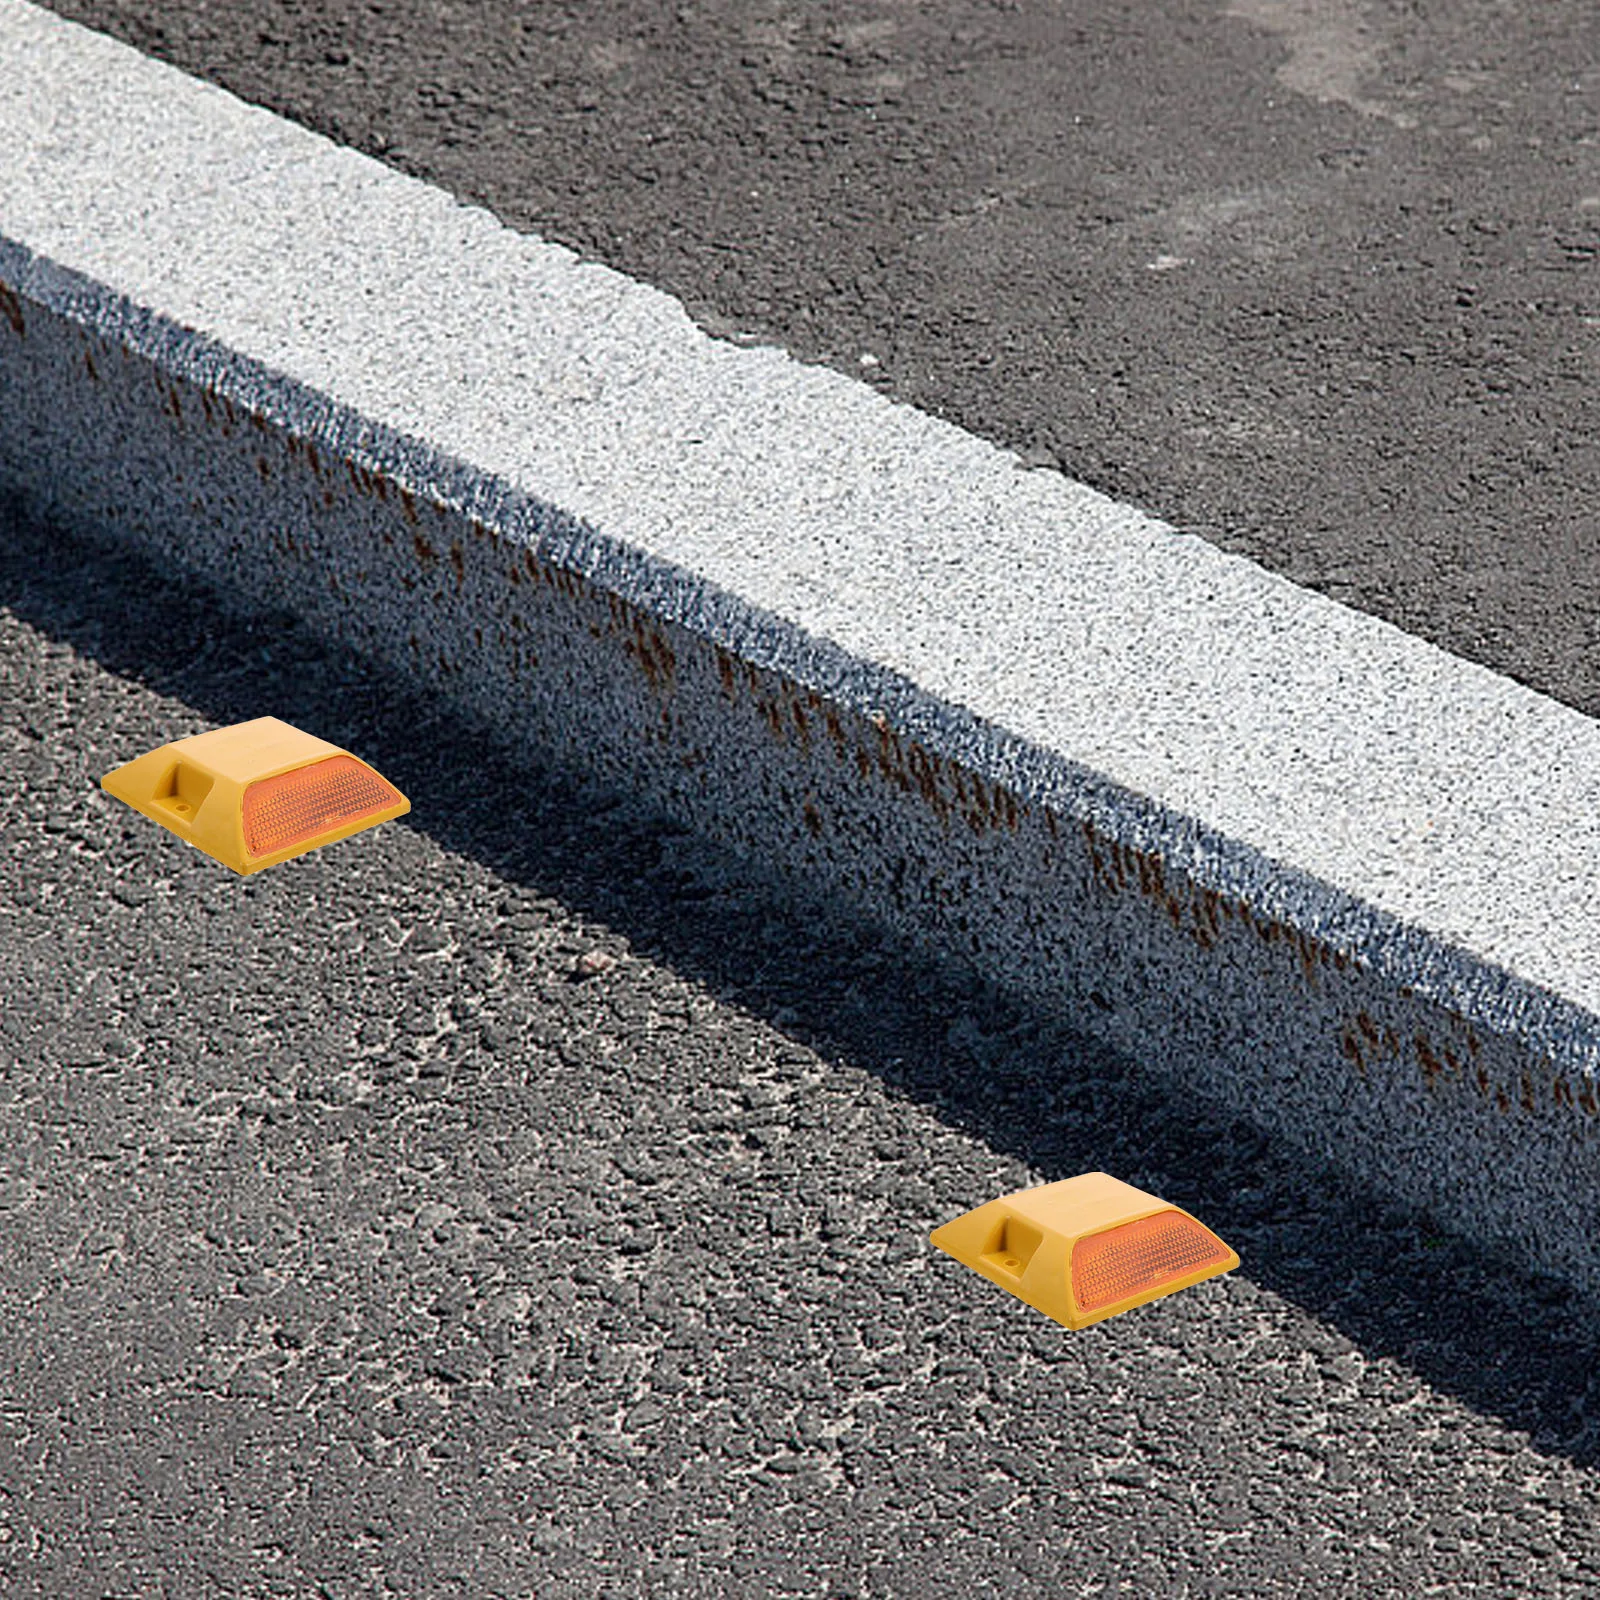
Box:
35, 0, 1600, 719
5, 505, 1600, 1596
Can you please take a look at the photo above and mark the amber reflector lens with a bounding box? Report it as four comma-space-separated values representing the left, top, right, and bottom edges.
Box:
1071, 1212, 1231, 1314
242, 756, 403, 858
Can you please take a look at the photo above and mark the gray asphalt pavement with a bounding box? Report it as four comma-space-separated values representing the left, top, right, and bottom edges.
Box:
37, 0, 1600, 717
4, 499, 1600, 1595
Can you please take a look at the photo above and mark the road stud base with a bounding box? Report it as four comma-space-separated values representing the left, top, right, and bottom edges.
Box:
931, 1171, 1238, 1330
102, 716, 410, 875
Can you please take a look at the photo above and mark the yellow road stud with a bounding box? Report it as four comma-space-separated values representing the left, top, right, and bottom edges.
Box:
102, 716, 410, 875
931, 1171, 1238, 1330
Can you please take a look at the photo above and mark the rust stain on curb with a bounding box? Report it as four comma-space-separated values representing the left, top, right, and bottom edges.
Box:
0, 280, 23, 337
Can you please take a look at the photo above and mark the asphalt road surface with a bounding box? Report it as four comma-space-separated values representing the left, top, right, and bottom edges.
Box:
4, 499, 1600, 1596
38, 0, 1600, 719
7, 1, 1600, 1595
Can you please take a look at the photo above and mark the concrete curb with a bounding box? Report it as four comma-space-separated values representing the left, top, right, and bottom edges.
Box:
4, 0, 1600, 1289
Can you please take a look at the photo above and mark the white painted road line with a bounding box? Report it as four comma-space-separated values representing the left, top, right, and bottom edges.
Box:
3, 0, 1599, 1285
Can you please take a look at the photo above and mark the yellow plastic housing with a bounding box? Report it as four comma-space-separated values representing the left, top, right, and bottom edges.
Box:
101, 716, 410, 875
930, 1172, 1238, 1330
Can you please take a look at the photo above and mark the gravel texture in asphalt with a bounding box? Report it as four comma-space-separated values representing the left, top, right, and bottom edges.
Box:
5, 496, 1600, 1595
